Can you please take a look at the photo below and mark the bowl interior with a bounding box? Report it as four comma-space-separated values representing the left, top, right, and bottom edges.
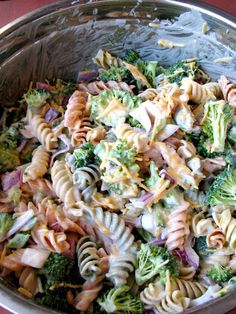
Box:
0, 0, 236, 313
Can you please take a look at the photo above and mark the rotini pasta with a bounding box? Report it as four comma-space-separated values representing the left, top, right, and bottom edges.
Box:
23, 145, 50, 182
51, 160, 81, 208
27, 112, 57, 151
78, 80, 134, 95
169, 278, 207, 299
64, 90, 87, 132
73, 164, 100, 202
115, 122, 150, 153
218, 75, 236, 109
213, 209, 236, 252
76, 236, 102, 281
181, 78, 220, 103
31, 222, 70, 253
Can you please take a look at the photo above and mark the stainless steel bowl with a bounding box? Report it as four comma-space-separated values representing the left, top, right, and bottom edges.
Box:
0, 1, 235, 313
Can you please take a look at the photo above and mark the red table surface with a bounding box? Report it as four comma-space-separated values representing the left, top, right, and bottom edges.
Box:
0, 0, 236, 314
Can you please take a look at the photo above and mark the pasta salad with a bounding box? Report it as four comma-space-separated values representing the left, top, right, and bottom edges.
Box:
0, 49, 236, 314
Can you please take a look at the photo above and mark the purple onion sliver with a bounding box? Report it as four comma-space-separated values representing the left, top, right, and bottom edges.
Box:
44, 108, 58, 122
139, 192, 153, 203
36, 82, 50, 90
145, 310, 155, 314
77, 70, 98, 82
159, 169, 175, 184
1, 168, 22, 192
149, 238, 167, 246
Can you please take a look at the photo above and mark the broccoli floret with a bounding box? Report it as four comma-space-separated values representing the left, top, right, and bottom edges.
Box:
225, 149, 236, 167
89, 89, 142, 126
0, 213, 15, 238
164, 59, 198, 85
193, 236, 214, 259
125, 115, 143, 129
41, 253, 76, 288
124, 50, 140, 64
162, 188, 186, 209
0, 126, 20, 150
228, 125, 236, 144
137, 60, 164, 87
99, 66, 129, 82
205, 168, 236, 206
202, 101, 233, 153
207, 265, 233, 284
135, 243, 179, 285
8, 187, 22, 205
97, 285, 143, 314
23, 89, 51, 112
111, 140, 137, 167
73, 142, 95, 169
35, 288, 72, 312
0, 147, 20, 173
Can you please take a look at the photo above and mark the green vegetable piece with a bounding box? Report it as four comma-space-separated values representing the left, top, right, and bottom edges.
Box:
125, 115, 143, 129
123, 50, 140, 64
34, 288, 71, 312
164, 59, 199, 85
0, 213, 15, 238
7, 233, 30, 249
135, 243, 179, 285
0, 147, 20, 173
23, 89, 51, 112
0, 126, 20, 150
41, 253, 76, 288
111, 140, 137, 167
73, 142, 95, 168
97, 285, 143, 314
207, 265, 233, 284
202, 101, 233, 153
8, 187, 22, 205
99, 66, 129, 82
193, 236, 214, 258
205, 168, 236, 206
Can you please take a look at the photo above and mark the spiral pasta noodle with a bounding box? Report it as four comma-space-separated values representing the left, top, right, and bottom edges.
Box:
64, 90, 87, 132
138, 88, 159, 100
31, 222, 70, 253
51, 160, 81, 208
78, 80, 134, 95
76, 236, 102, 281
23, 146, 50, 182
71, 117, 93, 147
28, 112, 57, 151
73, 248, 109, 311
86, 125, 106, 144
218, 75, 236, 109
213, 209, 236, 252
80, 204, 136, 286
181, 78, 219, 103
73, 164, 100, 202
179, 264, 196, 280
19, 267, 42, 296
170, 278, 207, 299
115, 123, 150, 153
140, 281, 166, 308
207, 229, 225, 249
152, 290, 190, 314
192, 210, 215, 237
166, 200, 190, 251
